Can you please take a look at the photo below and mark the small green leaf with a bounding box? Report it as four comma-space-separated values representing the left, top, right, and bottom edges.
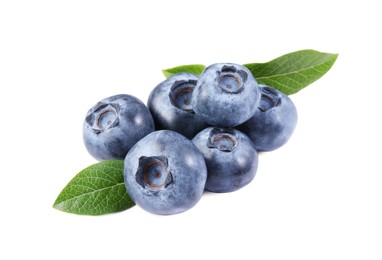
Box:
53, 160, 135, 216
162, 64, 206, 78
244, 49, 338, 95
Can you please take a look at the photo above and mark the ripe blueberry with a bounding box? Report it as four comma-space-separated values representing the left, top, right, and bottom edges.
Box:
192, 63, 261, 127
124, 130, 207, 215
83, 94, 155, 161
147, 72, 209, 139
238, 85, 298, 151
192, 127, 258, 193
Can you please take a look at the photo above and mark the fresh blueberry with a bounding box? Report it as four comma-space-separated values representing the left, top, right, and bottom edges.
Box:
237, 85, 298, 151
83, 94, 155, 161
124, 130, 207, 215
192, 127, 258, 193
147, 72, 209, 139
192, 63, 261, 127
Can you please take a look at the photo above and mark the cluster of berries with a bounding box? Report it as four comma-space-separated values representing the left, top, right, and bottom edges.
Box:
83, 63, 297, 215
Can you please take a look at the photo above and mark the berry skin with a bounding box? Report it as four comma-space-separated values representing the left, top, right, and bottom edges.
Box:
191, 63, 261, 127
192, 127, 258, 193
238, 85, 298, 151
147, 72, 209, 139
124, 130, 207, 215
83, 94, 155, 161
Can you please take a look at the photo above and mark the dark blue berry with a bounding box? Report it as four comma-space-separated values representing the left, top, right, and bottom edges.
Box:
83, 94, 154, 160
192, 63, 261, 127
124, 130, 207, 215
238, 85, 298, 151
192, 127, 258, 193
147, 73, 209, 139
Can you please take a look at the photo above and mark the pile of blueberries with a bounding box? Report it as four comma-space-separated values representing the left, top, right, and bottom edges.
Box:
83, 63, 298, 215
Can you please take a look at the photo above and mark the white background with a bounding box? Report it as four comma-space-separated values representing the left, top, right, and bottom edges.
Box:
1, 0, 381, 259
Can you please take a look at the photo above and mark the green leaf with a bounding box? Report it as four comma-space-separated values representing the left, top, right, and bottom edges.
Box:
53, 160, 135, 216
244, 49, 338, 95
162, 64, 206, 78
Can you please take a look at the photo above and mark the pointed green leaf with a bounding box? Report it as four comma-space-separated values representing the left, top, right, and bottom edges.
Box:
53, 160, 134, 216
162, 64, 206, 78
244, 50, 338, 95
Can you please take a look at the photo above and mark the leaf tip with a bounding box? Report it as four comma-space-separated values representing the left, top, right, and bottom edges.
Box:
162, 69, 172, 78
52, 197, 64, 210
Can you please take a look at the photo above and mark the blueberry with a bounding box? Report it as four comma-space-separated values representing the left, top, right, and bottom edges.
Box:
192, 63, 261, 127
83, 94, 155, 161
124, 130, 207, 215
237, 85, 298, 151
147, 72, 209, 139
192, 127, 258, 193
